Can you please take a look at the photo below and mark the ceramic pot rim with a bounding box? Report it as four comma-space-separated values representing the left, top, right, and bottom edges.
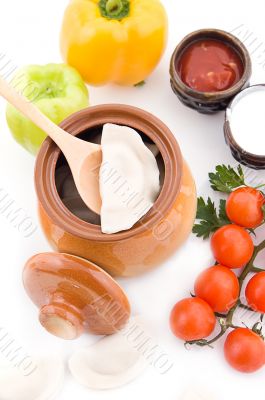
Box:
35, 104, 183, 242
170, 28, 252, 102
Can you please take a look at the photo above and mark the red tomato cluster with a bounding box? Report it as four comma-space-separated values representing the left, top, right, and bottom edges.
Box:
170, 187, 265, 373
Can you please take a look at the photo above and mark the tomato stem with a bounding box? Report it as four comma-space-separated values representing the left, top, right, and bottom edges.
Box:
186, 239, 265, 348
254, 183, 265, 189
238, 302, 255, 312
252, 266, 265, 273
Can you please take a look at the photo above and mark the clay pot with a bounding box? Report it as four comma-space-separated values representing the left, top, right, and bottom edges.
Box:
35, 104, 196, 277
23, 253, 130, 340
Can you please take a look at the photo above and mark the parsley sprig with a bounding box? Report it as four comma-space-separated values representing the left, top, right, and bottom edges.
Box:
193, 164, 246, 239
193, 164, 265, 239
209, 164, 245, 193
192, 197, 230, 239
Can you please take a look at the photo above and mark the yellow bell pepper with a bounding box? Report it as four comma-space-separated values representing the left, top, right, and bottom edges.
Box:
60, 0, 168, 86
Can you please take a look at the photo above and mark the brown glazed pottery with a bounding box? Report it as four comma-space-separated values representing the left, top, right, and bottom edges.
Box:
23, 253, 131, 340
170, 29, 252, 114
35, 104, 197, 277
224, 84, 265, 170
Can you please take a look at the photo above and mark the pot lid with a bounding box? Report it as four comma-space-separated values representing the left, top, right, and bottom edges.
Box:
23, 252, 131, 340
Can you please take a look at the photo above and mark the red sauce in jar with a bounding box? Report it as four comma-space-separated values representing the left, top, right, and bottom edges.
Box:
177, 39, 244, 93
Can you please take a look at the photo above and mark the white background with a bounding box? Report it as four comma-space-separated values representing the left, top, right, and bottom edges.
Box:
0, 1, 265, 399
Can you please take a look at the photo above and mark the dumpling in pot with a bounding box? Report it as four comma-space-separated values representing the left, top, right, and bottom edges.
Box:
100, 123, 160, 234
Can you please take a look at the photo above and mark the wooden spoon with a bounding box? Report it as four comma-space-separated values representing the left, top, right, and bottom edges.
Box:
0, 75, 102, 214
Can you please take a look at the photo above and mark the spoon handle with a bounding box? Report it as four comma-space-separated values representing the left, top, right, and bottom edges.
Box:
0, 74, 77, 149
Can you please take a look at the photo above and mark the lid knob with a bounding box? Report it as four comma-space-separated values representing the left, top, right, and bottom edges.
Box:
39, 303, 84, 340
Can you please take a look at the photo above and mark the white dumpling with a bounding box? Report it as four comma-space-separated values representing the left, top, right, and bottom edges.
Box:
69, 318, 148, 390
0, 355, 64, 400
99, 123, 160, 234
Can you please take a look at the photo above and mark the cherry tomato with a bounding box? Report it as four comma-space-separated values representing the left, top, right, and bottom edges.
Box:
226, 187, 264, 229
211, 225, 254, 269
194, 265, 239, 313
246, 272, 265, 313
224, 328, 265, 373
170, 297, 216, 341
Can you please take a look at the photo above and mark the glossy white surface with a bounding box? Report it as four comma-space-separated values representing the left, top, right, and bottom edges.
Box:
227, 85, 265, 155
0, 1, 265, 400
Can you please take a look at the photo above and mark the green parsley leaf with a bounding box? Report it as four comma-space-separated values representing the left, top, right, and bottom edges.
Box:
209, 164, 245, 193
218, 199, 230, 224
192, 197, 230, 239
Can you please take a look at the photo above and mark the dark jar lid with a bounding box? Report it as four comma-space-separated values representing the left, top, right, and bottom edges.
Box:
224, 84, 265, 170
170, 29, 252, 114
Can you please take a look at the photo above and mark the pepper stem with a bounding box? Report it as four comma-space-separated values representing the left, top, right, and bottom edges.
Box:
106, 0, 123, 15
99, 0, 130, 20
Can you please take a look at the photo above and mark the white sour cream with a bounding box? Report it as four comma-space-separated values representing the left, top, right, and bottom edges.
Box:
227, 85, 265, 156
